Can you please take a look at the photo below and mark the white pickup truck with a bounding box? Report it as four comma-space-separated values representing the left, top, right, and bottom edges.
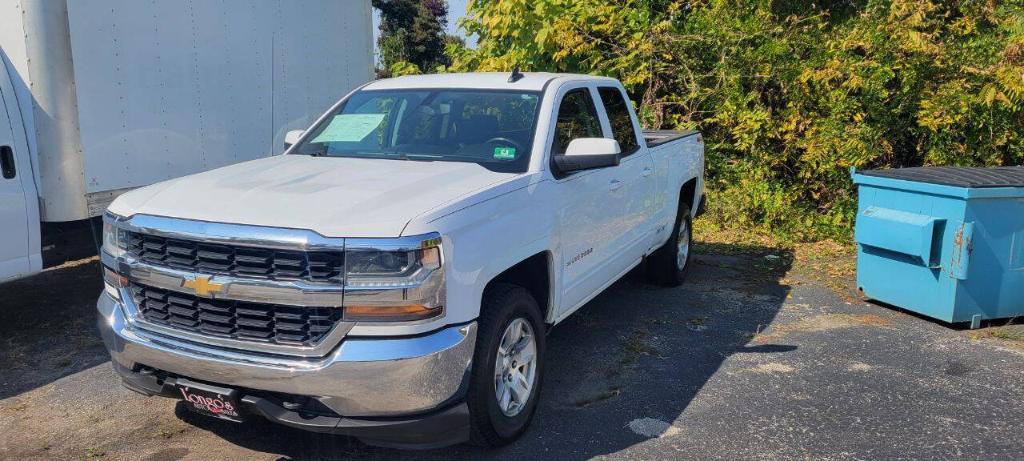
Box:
97, 72, 705, 448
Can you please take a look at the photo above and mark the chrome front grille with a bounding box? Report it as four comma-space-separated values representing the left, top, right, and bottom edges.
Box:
130, 282, 343, 346
126, 232, 344, 282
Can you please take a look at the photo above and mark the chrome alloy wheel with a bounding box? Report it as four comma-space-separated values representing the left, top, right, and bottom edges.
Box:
493, 317, 537, 417
676, 218, 691, 270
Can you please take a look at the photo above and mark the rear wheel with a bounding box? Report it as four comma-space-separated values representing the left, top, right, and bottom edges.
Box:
645, 202, 693, 286
467, 283, 545, 447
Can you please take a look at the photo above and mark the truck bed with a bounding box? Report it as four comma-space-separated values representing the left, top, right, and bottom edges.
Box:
643, 130, 699, 148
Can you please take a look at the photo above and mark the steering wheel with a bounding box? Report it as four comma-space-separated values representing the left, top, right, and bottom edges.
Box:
485, 137, 525, 153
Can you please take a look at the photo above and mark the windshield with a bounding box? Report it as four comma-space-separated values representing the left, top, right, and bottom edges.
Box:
291, 89, 542, 172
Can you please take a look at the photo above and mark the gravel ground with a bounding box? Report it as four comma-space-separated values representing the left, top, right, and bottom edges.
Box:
1, 244, 1022, 460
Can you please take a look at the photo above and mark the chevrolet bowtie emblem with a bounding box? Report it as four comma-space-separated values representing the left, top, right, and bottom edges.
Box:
182, 275, 224, 297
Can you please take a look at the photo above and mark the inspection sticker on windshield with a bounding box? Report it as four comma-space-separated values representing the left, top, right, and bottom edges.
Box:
493, 146, 517, 161
311, 114, 385, 143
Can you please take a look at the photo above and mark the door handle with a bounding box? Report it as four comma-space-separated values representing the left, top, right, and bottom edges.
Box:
642, 167, 654, 177
0, 146, 14, 179
609, 179, 623, 191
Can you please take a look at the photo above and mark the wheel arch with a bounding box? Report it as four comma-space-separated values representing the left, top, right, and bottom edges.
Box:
680, 177, 698, 217
481, 252, 553, 324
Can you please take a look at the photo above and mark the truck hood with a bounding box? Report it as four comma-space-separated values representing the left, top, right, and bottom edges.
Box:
108, 155, 516, 237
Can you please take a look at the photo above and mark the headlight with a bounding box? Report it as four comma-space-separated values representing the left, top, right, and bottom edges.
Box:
102, 213, 129, 258
101, 213, 129, 301
103, 266, 127, 301
343, 236, 445, 322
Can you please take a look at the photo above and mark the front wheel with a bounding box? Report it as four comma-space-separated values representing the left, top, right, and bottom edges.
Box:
645, 203, 693, 286
467, 283, 545, 447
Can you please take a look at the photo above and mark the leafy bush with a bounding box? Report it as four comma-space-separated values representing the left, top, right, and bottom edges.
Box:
453, 0, 1024, 240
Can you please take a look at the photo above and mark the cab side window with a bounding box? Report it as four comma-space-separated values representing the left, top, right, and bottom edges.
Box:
597, 87, 639, 156
552, 89, 602, 155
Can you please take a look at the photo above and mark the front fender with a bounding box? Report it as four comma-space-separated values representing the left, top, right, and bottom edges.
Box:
407, 178, 559, 326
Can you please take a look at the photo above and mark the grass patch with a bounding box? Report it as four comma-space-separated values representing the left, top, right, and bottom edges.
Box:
970, 324, 1024, 348
991, 329, 1024, 341
574, 330, 657, 407
788, 239, 857, 296
686, 316, 710, 331
692, 219, 790, 254
623, 329, 657, 356
608, 329, 659, 379
572, 386, 623, 408
154, 427, 187, 440
694, 216, 856, 295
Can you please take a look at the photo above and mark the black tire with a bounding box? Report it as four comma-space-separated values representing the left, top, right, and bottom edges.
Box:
645, 202, 693, 287
467, 283, 546, 447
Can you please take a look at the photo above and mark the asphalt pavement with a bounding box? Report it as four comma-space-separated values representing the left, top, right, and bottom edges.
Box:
1, 243, 1022, 460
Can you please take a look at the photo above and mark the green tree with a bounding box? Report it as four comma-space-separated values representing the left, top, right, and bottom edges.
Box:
455, 0, 1024, 240
374, 0, 451, 76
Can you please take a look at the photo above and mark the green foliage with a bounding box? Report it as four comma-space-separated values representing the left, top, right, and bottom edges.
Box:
388, 60, 423, 76
374, 0, 451, 76
454, 0, 1024, 240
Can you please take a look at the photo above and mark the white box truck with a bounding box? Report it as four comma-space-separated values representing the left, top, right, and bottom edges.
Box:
0, 0, 373, 282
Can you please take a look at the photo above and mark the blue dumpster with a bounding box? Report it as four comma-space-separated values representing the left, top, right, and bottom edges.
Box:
852, 166, 1024, 327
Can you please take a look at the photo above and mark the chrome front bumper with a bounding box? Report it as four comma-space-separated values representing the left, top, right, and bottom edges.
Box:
96, 293, 477, 418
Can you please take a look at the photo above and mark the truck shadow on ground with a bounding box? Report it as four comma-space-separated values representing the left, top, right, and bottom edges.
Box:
174, 243, 796, 460
0, 259, 108, 400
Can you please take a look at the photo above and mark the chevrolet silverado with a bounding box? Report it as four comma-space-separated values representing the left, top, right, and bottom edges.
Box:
97, 72, 705, 448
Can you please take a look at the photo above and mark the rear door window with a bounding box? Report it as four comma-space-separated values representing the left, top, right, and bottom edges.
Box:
597, 87, 639, 156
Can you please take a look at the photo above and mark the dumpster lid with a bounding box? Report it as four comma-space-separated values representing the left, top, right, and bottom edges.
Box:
860, 166, 1024, 188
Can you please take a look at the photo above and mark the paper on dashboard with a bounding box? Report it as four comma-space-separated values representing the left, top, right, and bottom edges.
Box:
311, 114, 386, 143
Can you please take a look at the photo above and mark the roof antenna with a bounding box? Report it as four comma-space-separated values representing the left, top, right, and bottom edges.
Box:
508, 65, 524, 83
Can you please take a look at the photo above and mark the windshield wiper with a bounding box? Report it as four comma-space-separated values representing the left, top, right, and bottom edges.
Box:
384, 149, 439, 161
400, 153, 441, 161
307, 149, 441, 162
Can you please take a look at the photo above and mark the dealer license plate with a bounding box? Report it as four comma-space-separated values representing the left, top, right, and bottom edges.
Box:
174, 379, 243, 422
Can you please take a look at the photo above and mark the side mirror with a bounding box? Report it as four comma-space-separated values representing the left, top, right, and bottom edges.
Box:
553, 138, 621, 173
284, 129, 305, 150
